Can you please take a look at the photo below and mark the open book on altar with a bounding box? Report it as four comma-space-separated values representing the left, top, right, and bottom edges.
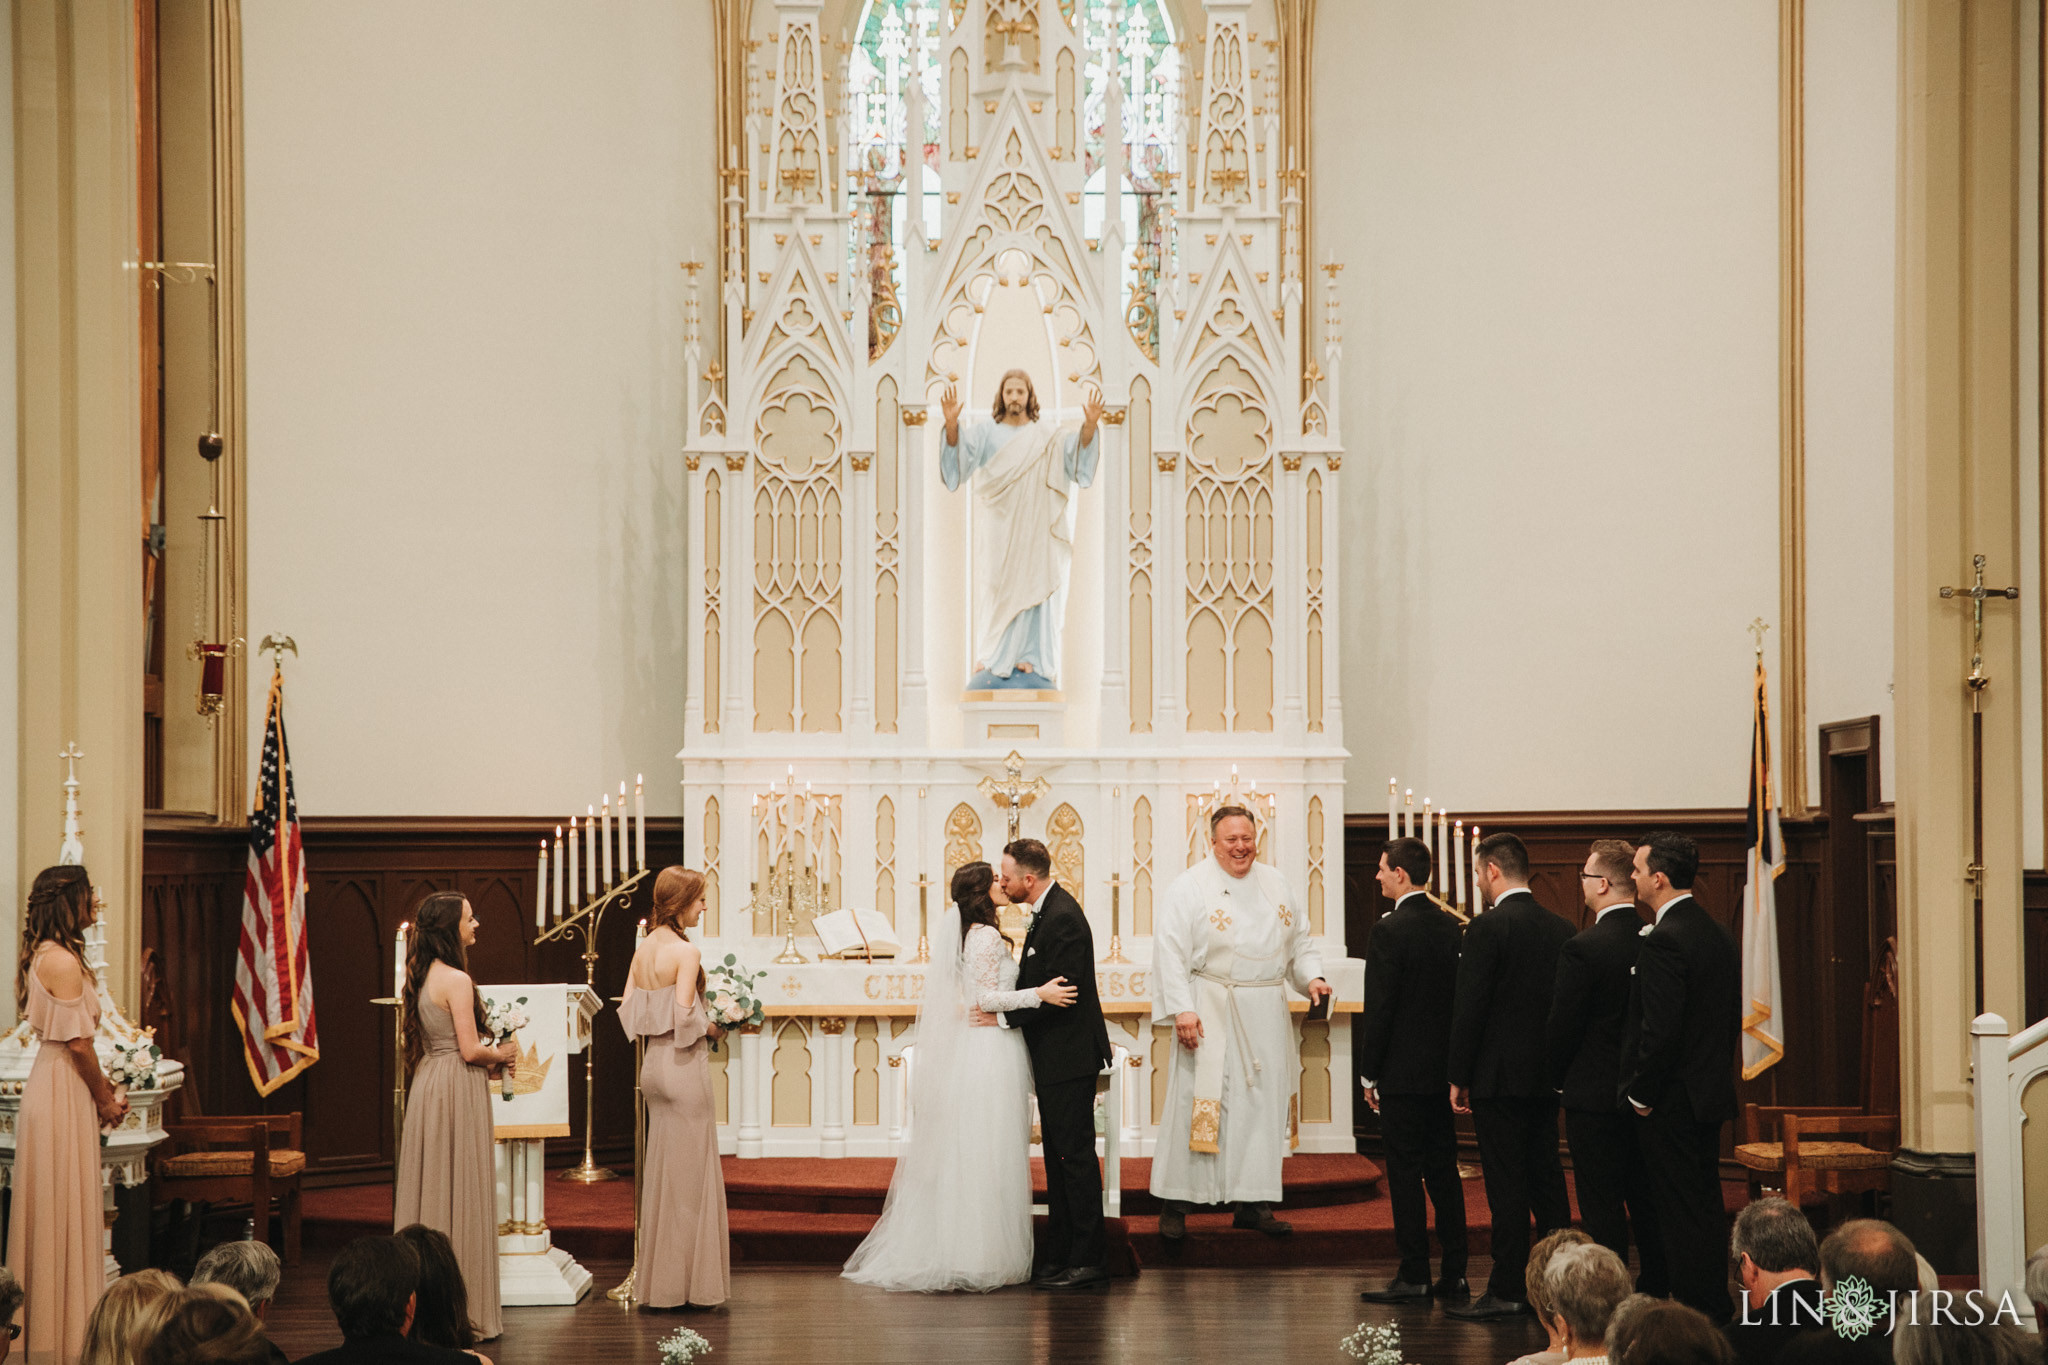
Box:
812, 908, 900, 960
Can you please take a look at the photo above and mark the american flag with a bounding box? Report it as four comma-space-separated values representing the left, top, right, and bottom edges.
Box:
232, 669, 319, 1094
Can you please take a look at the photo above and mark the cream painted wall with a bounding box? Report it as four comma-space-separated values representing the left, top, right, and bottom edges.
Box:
1803, 0, 1898, 809
1320, 1, 1782, 812
241, 3, 717, 816
0, 12, 18, 1024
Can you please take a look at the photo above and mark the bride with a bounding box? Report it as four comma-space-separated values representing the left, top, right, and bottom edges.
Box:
842, 861, 1077, 1292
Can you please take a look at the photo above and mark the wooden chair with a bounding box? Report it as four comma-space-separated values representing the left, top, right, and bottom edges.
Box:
1734, 1106, 1898, 1210
153, 1113, 305, 1266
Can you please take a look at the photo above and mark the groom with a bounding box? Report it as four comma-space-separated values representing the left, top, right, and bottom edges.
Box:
1001, 837, 1114, 1289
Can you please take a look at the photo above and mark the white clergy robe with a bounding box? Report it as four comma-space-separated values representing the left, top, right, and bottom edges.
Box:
939, 417, 1099, 686
1149, 856, 1324, 1205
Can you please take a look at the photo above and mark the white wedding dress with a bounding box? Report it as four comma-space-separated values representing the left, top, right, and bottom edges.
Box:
842, 913, 1039, 1292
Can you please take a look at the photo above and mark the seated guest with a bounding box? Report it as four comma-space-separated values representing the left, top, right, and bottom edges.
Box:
140, 1284, 271, 1365
0, 1265, 21, 1363
1543, 1243, 1635, 1363
1724, 1198, 1826, 1365
1617, 1301, 1738, 1365
190, 1242, 288, 1365
1891, 1292, 2045, 1365
1606, 1294, 1662, 1364
1512, 1229, 1595, 1365
1780, 1219, 1926, 1364
81, 1270, 184, 1365
294, 1236, 476, 1365
396, 1225, 493, 1364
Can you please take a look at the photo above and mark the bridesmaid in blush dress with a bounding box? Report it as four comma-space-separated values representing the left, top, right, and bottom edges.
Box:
393, 893, 517, 1341
618, 868, 729, 1309
8, 866, 128, 1365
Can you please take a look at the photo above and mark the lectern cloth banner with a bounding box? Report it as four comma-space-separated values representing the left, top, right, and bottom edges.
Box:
486, 983, 573, 1139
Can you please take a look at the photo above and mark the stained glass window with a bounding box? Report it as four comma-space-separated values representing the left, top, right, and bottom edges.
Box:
845, 0, 1180, 361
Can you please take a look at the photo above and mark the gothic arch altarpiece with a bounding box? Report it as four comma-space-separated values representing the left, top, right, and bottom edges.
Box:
678, 0, 1356, 1158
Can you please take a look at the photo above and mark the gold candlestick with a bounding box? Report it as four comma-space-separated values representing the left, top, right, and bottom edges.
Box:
911, 874, 932, 964
1101, 873, 1130, 963
535, 867, 650, 1184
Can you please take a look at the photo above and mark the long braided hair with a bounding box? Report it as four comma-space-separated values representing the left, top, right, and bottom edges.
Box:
18, 865, 91, 1013
401, 892, 489, 1076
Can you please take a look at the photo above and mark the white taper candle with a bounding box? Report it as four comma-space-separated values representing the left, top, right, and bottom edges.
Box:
619, 781, 630, 877
601, 795, 614, 887
585, 806, 597, 896
635, 776, 646, 872
394, 922, 408, 1000
553, 826, 565, 921
536, 840, 548, 928
568, 817, 580, 910
1387, 778, 1397, 840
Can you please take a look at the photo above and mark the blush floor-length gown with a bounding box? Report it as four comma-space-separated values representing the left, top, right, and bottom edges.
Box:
394, 995, 503, 1339
618, 978, 730, 1307
7, 942, 105, 1365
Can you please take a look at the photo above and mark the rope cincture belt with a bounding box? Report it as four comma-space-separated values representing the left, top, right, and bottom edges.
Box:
1188, 969, 1283, 1153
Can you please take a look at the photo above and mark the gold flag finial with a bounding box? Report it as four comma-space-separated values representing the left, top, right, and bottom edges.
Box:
1748, 617, 1769, 663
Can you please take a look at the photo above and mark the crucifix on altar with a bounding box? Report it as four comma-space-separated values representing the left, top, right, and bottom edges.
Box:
978, 750, 1049, 844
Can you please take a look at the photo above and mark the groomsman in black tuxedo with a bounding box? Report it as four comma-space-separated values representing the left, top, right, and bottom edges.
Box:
1443, 832, 1576, 1322
1619, 830, 1741, 1323
1547, 839, 1666, 1295
1358, 837, 1470, 1304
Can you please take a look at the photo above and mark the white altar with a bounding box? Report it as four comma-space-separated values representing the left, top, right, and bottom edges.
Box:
675, 0, 1355, 1162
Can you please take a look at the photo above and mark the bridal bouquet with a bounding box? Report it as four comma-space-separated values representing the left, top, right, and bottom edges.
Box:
106, 1039, 162, 1092
1339, 1321, 1406, 1365
656, 1326, 711, 1364
704, 955, 767, 1049
481, 994, 531, 1100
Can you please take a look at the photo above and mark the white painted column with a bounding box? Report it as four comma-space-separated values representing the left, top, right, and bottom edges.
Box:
736, 1027, 764, 1157
818, 1018, 847, 1157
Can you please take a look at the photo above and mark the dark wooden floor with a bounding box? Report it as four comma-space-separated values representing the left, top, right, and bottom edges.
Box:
263, 1251, 1546, 1365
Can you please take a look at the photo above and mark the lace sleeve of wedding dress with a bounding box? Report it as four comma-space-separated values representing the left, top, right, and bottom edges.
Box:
966, 924, 1039, 1014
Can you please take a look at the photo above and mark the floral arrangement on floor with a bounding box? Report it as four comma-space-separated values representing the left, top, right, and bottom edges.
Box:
657, 1325, 712, 1364
1340, 1320, 1405, 1364
481, 993, 531, 1100
705, 955, 767, 1049
107, 1038, 162, 1092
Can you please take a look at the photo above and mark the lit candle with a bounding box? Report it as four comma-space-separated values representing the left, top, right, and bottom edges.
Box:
536, 839, 548, 928
586, 806, 598, 896
394, 922, 409, 1000
568, 817, 580, 911
1452, 820, 1465, 908
1422, 798, 1433, 879
553, 826, 565, 921
636, 917, 647, 949
1437, 810, 1448, 889
620, 781, 631, 876
1403, 790, 1414, 839
635, 775, 646, 872
1387, 778, 1397, 840
601, 794, 614, 887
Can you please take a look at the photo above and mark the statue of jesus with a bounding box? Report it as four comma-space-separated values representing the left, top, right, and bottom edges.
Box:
940, 369, 1104, 691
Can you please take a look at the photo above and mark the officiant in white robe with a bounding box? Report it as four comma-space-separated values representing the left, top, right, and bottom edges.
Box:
1150, 806, 1331, 1239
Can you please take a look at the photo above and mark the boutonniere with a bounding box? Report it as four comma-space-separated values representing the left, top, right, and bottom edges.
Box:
1639, 923, 1653, 937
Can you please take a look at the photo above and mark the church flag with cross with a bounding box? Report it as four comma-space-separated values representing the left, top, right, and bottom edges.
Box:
1740, 658, 1786, 1080
231, 668, 320, 1095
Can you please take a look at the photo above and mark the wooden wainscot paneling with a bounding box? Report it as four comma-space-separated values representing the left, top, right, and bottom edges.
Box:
143, 816, 686, 1182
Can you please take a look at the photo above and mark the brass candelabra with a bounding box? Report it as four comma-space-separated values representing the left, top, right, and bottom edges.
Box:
748, 850, 825, 965
535, 867, 650, 1183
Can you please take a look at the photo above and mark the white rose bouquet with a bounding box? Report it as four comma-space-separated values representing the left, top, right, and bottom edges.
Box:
480, 994, 531, 1100
106, 1039, 162, 1093
1340, 1322, 1405, 1365
704, 956, 766, 1049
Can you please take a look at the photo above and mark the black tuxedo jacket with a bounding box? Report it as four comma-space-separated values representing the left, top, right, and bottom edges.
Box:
1724, 1278, 1829, 1365
1004, 882, 1112, 1086
1547, 903, 1649, 1111
1447, 889, 1577, 1099
1358, 892, 1462, 1096
294, 1333, 475, 1365
1617, 896, 1741, 1121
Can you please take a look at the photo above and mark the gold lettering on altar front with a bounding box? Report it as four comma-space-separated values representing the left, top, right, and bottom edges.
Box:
1092, 970, 1148, 1001
866, 973, 927, 1002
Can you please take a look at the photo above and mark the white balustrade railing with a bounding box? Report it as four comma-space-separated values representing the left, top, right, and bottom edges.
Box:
1971, 1010, 2048, 1327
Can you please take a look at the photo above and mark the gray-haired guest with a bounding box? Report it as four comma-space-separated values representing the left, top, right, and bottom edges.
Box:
191, 1241, 288, 1365
1723, 1198, 1825, 1365
1543, 1242, 1635, 1362
0, 1265, 22, 1362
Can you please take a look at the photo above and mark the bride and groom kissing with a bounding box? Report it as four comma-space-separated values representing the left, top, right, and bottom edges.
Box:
842, 838, 1116, 1293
